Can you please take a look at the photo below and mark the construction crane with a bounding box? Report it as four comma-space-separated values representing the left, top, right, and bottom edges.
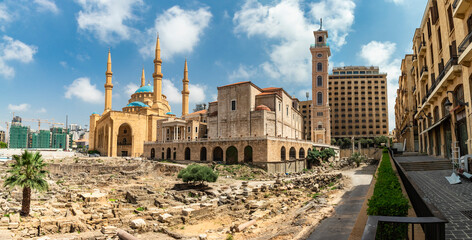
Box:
22, 118, 51, 131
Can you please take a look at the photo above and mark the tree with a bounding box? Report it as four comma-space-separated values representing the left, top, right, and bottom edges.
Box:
331, 138, 337, 146
341, 137, 352, 149
374, 136, 389, 146
0, 141, 7, 148
307, 147, 336, 168
177, 164, 218, 184
4, 150, 49, 216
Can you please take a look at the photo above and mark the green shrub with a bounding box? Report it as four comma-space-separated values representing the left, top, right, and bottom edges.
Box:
177, 164, 218, 184
307, 147, 336, 167
87, 150, 100, 154
349, 152, 366, 167
367, 151, 409, 239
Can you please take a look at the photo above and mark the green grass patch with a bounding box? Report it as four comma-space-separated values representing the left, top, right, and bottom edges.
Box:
135, 207, 145, 212
367, 148, 410, 239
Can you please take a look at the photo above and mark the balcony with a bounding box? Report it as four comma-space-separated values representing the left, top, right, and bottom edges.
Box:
452, 0, 471, 19
412, 54, 418, 63
418, 41, 426, 56
310, 43, 329, 48
458, 31, 472, 66
425, 56, 461, 104
420, 66, 428, 82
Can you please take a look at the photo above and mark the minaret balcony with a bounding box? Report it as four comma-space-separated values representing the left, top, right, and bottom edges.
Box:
310, 43, 329, 48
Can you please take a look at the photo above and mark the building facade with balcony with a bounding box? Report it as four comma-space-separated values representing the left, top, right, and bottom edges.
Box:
395, 55, 419, 152
395, 0, 472, 158
328, 66, 389, 140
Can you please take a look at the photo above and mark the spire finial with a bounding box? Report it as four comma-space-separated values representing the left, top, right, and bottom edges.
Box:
107, 48, 111, 73
141, 67, 145, 87
319, 18, 323, 30
155, 32, 160, 59
183, 59, 188, 81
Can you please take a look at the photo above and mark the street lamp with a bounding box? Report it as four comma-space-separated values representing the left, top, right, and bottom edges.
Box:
416, 108, 432, 121
444, 91, 469, 112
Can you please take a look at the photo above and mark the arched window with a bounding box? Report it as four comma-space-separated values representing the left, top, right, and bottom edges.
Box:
317, 92, 323, 105
455, 84, 464, 104
184, 147, 191, 160
281, 147, 286, 161
317, 62, 323, 72
318, 36, 323, 43
317, 76, 323, 87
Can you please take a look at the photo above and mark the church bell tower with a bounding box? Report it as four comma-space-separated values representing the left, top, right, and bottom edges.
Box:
311, 21, 331, 145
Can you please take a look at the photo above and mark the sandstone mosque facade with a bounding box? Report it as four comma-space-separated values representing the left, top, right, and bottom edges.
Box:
89, 30, 334, 171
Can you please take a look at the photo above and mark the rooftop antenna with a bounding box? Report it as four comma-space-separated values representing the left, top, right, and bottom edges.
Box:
319, 18, 323, 30
306, 92, 309, 101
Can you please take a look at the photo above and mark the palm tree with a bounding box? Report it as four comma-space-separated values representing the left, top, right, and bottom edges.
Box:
4, 150, 49, 216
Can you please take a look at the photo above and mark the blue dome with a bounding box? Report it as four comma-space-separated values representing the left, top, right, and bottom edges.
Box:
166, 112, 174, 115
126, 101, 150, 107
92, 112, 99, 115
135, 85, 153, 93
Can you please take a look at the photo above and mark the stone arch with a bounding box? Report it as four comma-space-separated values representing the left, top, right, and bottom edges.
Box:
289, 147, 296, 160
213, 147, 223, 161
200, 147, 207, 161
299, 148, 305, 159
281, 146, 286, 161
226, 146, 238, 164
244, 146, 253, 163
118, 123, 132, 156
166, 148, 171, 159
184, 147, 191, 160
150, 148, 155, 159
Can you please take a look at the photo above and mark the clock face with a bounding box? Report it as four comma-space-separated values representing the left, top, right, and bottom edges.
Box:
317, 53, 323, 58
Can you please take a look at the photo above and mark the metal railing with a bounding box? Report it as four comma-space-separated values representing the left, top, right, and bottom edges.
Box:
362, 150, 448, 239
425, 56, 458, 100
418, 41, 426, 53
458, 31, 472, 55
452, 0, 460, 10
310, 43, 329, 48
420, 66, 428, 77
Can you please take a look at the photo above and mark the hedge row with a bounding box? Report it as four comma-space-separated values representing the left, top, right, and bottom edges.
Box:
367, 148, 410, 239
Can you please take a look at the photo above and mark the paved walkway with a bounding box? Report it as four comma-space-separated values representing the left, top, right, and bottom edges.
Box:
307, 165, 376, 240
406, 169, 472, 240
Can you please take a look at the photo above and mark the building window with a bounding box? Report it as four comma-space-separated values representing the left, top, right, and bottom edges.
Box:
317, 112, 323, 116
195, 127, 198, 132
231, 100, 236, 111
317, 63, 323, 72
317, 92, 323, 105
318, 36, 323, 42
188, 127, 191, 132
286, 105, 289, 116
317, 76, 323, 87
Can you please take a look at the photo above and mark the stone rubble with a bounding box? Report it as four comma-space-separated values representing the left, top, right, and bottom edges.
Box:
0, 156, 353, 240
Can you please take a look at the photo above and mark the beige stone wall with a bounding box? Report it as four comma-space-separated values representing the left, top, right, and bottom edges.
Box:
402, 0, 472, 158
143, 137, 317, 164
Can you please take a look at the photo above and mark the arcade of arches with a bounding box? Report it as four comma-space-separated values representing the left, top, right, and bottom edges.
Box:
144, 138, 329, 165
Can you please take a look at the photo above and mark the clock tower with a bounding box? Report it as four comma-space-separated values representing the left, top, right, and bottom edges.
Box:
310, 25, 331, 145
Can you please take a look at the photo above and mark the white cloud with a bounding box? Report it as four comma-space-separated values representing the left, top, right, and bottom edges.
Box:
139, 6, 212, 59
0, 3, 11, 28
8, 103, 30, 112
310, 0, 355, 48
125, 82, 139, 96
0, 36, 38, 78
233, 0, 355, 83
359, 41, 401, 131
386, 0, 405, 5
162, 79, 182, 104
34, 0, 59, 14
64, 77, 104, 104
59, 61, 67, 68
189, 83, 206, 104
228, 64, 256, 82
76, 0, 143, 44
37, 107, 47, 113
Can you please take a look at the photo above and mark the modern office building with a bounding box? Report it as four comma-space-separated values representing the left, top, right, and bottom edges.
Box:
329, 66, 389, 139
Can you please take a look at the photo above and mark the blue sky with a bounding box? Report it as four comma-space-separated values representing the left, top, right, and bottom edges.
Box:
0, 0, 427, 132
